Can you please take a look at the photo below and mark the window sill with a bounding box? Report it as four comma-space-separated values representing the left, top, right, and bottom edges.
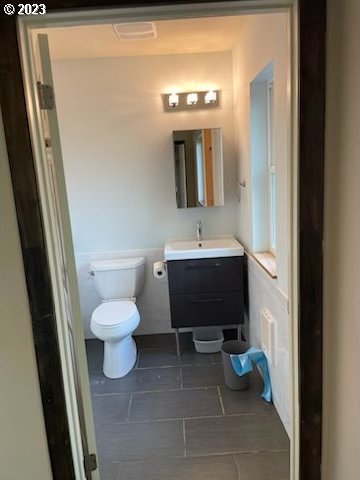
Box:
253, 251, 277, 279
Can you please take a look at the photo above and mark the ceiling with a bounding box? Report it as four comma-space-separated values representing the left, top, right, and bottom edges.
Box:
40, 16, 246, 60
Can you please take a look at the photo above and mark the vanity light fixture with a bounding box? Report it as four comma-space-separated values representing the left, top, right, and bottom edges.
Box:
205, 90, 217, 104
186, 92, 198, 106
162, 90, 220, 112
168, 93, 179, 108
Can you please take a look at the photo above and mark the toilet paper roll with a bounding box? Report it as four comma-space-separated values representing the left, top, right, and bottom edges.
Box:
153, 260, 167, 280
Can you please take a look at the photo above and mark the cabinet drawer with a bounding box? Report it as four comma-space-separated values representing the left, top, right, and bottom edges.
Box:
169, 291, 244, 328
167, 256, 243, 294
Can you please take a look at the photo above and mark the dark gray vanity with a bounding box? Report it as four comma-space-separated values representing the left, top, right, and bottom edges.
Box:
167, 256, 244, 328
164, 237, 245, 355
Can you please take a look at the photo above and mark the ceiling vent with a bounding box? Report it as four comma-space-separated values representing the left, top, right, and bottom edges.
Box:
112, 22, 157, 41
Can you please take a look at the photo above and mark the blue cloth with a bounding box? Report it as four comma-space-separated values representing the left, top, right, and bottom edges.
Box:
230, 347, 272, 403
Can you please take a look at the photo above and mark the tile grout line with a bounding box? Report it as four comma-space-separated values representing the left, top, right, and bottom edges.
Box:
114, 461, 122, 480
135, 350, 140, 369
112, 449, 290, 464
211, 354, 221, 366
92, 385, 223, 396
170, 448, 290, 458
132, 361, 217, 371
119, 449, 291, 462
232, 453, 241, 480
182, 418, 187, 457
183, 448, 290, 458
135, 363, 195, 371
135, 346, 177, 352
179, 367, 183, 390
217, 385, 226, 415
111, 411, 271, 425
126, 394, 133, 422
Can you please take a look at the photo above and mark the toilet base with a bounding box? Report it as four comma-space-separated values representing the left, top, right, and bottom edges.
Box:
103, 335, 137, 379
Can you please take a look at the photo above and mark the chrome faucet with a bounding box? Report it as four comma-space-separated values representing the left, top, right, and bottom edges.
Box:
196, 220, 203, 242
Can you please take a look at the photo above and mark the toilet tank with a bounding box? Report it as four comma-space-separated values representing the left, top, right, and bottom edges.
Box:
90, 257, 145, 301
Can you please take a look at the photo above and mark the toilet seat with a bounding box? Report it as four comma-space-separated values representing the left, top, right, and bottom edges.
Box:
92, 300, 138, 327
90, 300, 140, 342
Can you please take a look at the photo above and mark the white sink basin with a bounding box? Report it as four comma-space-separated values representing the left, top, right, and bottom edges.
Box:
164, 237, 244, 261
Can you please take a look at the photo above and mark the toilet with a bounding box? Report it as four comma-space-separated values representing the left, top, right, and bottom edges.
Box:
90, 257, 145, 379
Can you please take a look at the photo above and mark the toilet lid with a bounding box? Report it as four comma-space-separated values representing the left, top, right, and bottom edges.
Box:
92, 301, 138, 327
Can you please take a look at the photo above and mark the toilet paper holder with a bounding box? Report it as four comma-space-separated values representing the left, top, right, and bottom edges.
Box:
153, 260, 167, 279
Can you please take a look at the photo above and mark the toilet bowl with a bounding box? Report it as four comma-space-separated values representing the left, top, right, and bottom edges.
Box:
89, 257, 145, 379
91, 300, 140, 378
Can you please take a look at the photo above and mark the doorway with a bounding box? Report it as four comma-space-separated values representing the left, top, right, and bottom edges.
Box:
0, 0, 326, 480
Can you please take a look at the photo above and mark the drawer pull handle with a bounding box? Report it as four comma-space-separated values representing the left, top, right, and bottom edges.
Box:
192, 297, 224, 304
186, 263, 221, 269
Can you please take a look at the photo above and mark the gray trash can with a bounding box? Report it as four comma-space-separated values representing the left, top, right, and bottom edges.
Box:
221, 340, 250, 391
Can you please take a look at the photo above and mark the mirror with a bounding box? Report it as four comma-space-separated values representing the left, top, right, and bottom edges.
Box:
173, 128, 224, 208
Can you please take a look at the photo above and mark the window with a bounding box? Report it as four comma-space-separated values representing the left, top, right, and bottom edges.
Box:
250, 61, 277, 277
267, 80, 276, 254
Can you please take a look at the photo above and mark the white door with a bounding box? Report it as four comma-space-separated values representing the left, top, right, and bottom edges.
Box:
31, 33, 99, 480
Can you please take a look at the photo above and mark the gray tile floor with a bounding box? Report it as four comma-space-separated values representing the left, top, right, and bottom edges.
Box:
86, 339, 290, 480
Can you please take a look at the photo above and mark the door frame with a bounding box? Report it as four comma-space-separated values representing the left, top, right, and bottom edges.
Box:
0, 1, 325, 479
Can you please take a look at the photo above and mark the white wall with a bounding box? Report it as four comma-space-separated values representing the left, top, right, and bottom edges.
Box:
247, 256, 291, 436
0, 109, 52, 480
232, 13, 291, 436
52, 51, 238, 337
52, 51, 238, 254
232, 13, 289, 295
322, 0, 360, 478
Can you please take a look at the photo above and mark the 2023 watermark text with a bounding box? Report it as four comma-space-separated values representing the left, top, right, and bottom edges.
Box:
4, 3, 46, 15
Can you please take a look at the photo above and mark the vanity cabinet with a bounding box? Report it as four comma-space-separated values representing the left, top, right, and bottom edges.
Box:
167, 256, 244, 328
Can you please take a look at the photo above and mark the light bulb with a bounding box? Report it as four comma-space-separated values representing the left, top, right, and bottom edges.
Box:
168, 93, 179, 108
187, 93, 198, 106
205, 90, 217, 104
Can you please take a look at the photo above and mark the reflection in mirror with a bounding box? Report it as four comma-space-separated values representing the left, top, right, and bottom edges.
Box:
173, 128, 224, 208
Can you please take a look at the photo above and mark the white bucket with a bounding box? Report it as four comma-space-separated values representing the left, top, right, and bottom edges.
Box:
192, 327, 224, 353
